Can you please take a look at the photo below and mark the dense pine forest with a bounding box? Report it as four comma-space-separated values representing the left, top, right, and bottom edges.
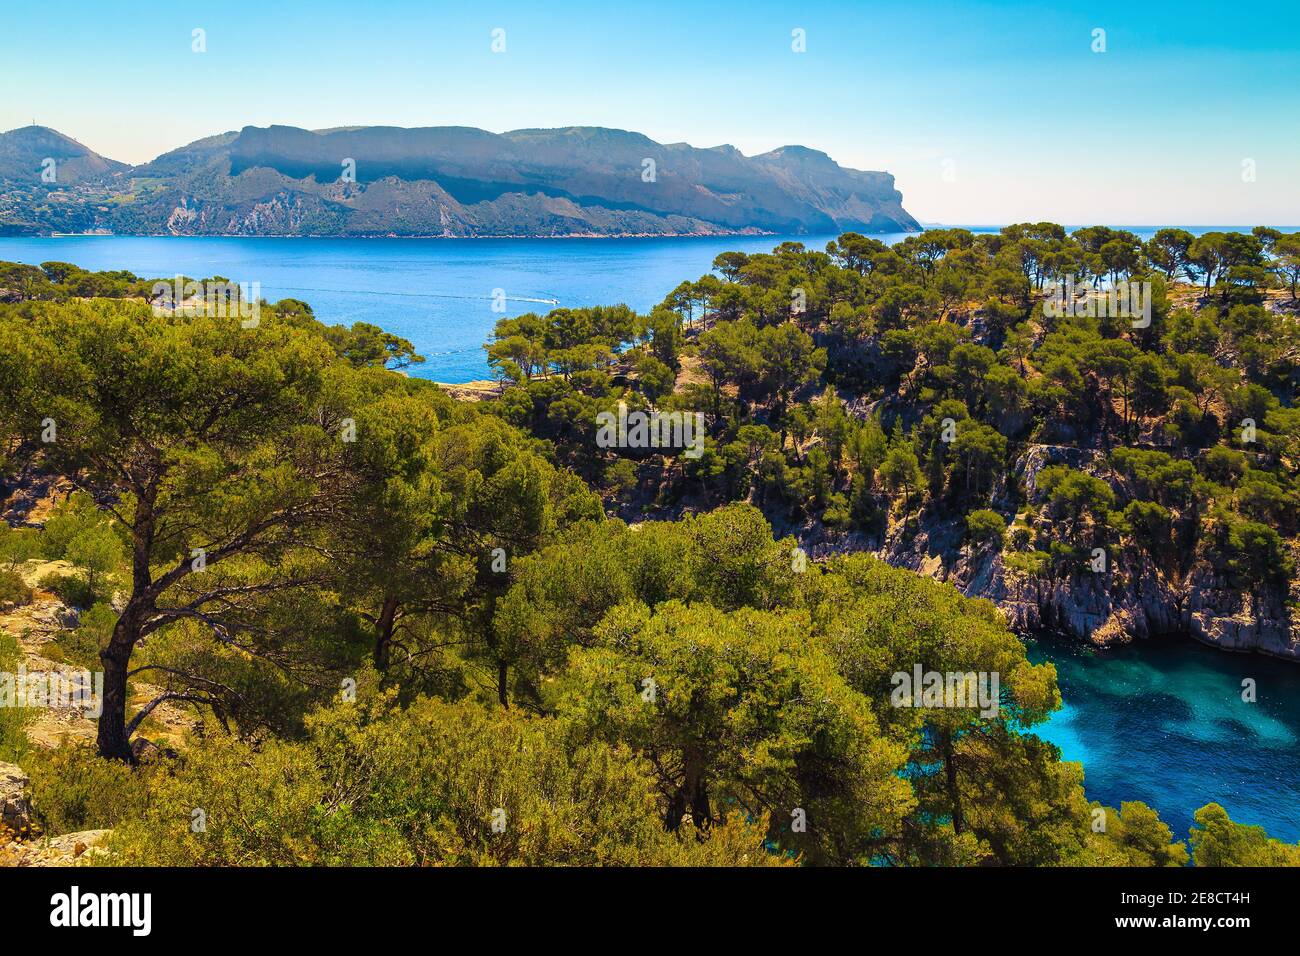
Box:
487, 225, 1300, 655
1, 224, 1298, 866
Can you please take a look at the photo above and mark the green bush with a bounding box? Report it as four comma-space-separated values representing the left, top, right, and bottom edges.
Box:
65, 525, 123, 596
1004, 550, 1051, 576
48, 602, 117, 671
36, 572, 95, 609
603, 458, 638, 493
0, 524, 37, 571
0, 568, 33, 608
24, 743, 151, 834
822, 492, 851, 527
1190, 803, 1300, 866
1049, 539, 1091, 569
1009, 522, 1033, 551
108, 695, 785, 867
0, 631, 33, 763
37, 492, 105, 560
965, 509, 1007, 549
1210, 513, 1292, 587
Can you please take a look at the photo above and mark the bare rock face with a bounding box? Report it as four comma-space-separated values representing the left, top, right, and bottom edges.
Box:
974, 553, 1181, 645
1182, 565, 1300, 659
0, 456, 75, 526
938, 531, 1298, 661
0, 762, 32, 835
787, 441, 1300, 663
769, 489, 1295, 662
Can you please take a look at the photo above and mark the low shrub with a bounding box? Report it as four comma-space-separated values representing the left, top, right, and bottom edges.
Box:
0, 631, 33, 763
36, 572, 95, 610
24, 742, 151, 834
47, 602, 116, 671
0, 568, 33, 609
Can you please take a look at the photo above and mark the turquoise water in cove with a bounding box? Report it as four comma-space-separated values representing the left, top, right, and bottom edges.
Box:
1, 228, 1296, 845
1027, 634, 1300, 844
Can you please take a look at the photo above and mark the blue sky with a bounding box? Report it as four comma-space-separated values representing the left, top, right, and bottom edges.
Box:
2, 0, 1296, 224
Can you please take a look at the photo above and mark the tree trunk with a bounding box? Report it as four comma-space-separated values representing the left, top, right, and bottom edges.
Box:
665, 787, 688, 831
497, 659, 509, 708
666, 759, 709, 831
99, 506, 157, 762
941, 734, 965, 835
690, 777, 713, 831
97, 617, 139, 761
372, 593, 400, 671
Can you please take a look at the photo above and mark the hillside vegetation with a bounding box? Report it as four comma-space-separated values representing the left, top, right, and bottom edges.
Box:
483, 224, 1300, 658
0, 231, 1296, 865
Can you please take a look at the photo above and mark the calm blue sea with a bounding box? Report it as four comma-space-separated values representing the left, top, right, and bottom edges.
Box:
2, 227, 1296, 846
0, 233, 858, 382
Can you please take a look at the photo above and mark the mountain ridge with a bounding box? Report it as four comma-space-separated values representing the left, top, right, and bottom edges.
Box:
0, 124, 919, 238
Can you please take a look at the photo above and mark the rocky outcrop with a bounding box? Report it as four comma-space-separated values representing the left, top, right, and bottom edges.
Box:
883, 532, 1300, 661
1014, 443, 1104, 498
2, 829, 113, 867
783, 441, 1300, 662
0, 762, 32, 835
1181, 564, 1300, 658
0, 452, 75, 526
1, 767, 113, 866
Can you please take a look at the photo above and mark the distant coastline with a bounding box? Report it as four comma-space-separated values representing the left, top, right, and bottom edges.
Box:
0, 123, 921, 238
